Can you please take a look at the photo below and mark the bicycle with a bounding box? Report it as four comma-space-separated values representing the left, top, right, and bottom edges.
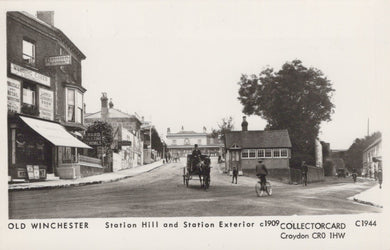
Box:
255, 180, 272, 197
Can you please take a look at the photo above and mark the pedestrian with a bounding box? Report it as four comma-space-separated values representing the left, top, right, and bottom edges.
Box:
378, 168, 383, 189
232, 166, 238, 184
301, 161, 308, 186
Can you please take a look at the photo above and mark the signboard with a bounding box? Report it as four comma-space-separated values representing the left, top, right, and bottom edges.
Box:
119, 140, 132, 147
26, 165, 40, 180
7, 78, 21, 113
10, 63, 50, 87
39, 88, 54, 120
84, 132, 102, 146
45, 55, 72, 66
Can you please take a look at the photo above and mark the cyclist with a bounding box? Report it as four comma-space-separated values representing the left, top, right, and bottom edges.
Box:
256, 160, 268, 195
351, 168, 358, 183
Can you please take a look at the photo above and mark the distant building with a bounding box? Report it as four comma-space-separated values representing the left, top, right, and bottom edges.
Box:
362, 137, 382, 178
7, 11, 92, 181
166, 126, 223, 157
224, 116, 292, 181
85, 93, 144, 168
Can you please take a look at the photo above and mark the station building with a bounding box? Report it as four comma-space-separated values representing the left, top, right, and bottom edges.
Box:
7, 11, 92, 181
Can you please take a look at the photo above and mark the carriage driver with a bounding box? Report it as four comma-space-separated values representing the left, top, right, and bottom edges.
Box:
191, 144, 202, 171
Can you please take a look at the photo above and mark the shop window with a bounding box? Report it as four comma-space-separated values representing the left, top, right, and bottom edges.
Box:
62, 147, 76, 163
265, 149, 272, 158
281, 149, 288, 157
257, 149, 265, 158
23, 39, 35, 66
241, 149, 249, 158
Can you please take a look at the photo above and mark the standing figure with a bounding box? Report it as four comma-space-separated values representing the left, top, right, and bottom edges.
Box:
232, 166, 238, 184
378, 168, 383, 189
301, 161, 308, 186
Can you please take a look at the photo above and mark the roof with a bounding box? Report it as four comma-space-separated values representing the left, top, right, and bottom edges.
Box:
9, 12, 86, 60
224, 129, 292, 149
85, 108, 137, 119
363, 137, 382, 152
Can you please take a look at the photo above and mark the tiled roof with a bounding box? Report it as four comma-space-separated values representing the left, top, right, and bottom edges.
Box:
224, 130, 292, 149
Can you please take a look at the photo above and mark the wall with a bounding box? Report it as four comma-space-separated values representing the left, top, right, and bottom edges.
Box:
290, 166, 324, 184
241, 158, 290, 170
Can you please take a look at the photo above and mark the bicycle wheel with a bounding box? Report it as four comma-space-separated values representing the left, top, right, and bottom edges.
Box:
266, 182, 272, 196
255, 182, 262, 197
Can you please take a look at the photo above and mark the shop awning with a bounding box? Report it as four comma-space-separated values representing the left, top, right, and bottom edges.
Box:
20, 116, 91, 149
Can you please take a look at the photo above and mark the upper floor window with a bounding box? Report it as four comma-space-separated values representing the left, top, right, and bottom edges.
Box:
172, 139, 177, 145
66, 88, 83, 123
23, 40, 35, 66
22, 86, 36, 106
198, 139, 202, 145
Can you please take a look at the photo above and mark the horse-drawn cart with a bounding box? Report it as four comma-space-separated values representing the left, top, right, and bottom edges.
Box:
183, 154, 211, 189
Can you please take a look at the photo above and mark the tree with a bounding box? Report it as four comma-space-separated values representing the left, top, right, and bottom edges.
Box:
211, 116, 234, 141
84, 121, 114, 158
343, 131, 381, 173
237, 60, 335, 166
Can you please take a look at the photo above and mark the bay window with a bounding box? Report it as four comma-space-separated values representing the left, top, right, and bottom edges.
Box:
66, 88, 83, 123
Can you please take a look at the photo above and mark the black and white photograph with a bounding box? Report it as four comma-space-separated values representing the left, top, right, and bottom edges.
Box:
2, 1, 389, 249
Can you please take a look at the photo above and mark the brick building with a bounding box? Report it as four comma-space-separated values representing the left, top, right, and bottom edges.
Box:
7, 11, 92, 180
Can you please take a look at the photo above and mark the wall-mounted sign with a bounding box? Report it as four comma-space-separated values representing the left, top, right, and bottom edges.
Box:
84, 132, 102, 146
39, 88, 54, 120
119, 140, 132, 147
10, 63, 50, 87
45, 55, 72, 66
7, 78, 21, 113
26, 165, 40, 180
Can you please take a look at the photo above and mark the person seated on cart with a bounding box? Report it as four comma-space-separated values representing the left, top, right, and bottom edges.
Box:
191, 144, 202, 172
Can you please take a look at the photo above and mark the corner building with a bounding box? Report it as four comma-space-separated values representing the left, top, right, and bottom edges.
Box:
7, 11, 91, 180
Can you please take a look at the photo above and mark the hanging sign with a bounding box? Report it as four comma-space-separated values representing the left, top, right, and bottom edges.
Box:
45, 55, 72, 66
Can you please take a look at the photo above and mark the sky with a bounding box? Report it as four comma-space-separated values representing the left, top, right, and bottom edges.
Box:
10, 0, 389, 149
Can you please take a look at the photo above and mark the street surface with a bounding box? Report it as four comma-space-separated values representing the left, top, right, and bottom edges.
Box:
9, 158, 381, 218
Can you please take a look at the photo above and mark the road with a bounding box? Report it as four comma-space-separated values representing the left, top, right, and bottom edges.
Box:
9, 158, 381, 218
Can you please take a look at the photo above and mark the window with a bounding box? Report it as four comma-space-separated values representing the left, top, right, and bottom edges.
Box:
265, 149, 272, 158
172, 139, 176, 145
281, 149, 288, 157
273, 149, 280, 158
66, 89, 83, 123
241, 149, 249, 158
198, 139, 202, 145
249, 149, 256, 158
184, 138, 190, 145
257, 149, 265, 158
23, 87, 36, 106
23, 40, 35, 65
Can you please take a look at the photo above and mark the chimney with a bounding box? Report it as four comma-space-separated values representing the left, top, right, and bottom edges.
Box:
203, 126, 207, 133
241, 116, 248, 131
101, 92, 108, 119
167, 128, 171, 133
36, 11, 54, 26
109, 98, 114, 108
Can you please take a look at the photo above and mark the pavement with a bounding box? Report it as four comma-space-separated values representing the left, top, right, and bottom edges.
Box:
8, 160, 164, 191
350, 183, 384, 208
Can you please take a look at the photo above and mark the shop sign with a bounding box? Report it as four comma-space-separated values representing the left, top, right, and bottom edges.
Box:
45, 55, 72, 66
7, 78, 21, 113
84, 132, 102, 145
26, 165, 40, 180
10, 63, 50, 87
119, 140, 132, 146
39, 88, 54, 120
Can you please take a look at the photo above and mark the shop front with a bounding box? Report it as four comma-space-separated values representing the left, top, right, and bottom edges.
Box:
8, 115, 91, 181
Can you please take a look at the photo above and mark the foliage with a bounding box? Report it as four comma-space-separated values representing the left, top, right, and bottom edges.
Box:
343, 131, 381, 172
144, 128, 164, 153
84, 121, 114, 157
237, 60, 335, 164
211, 116, 234, 141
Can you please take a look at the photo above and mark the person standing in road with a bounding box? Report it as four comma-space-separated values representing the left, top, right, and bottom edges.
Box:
232, 166, 238, 184
378, 168, 383, 189
301, 161, 308, 186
